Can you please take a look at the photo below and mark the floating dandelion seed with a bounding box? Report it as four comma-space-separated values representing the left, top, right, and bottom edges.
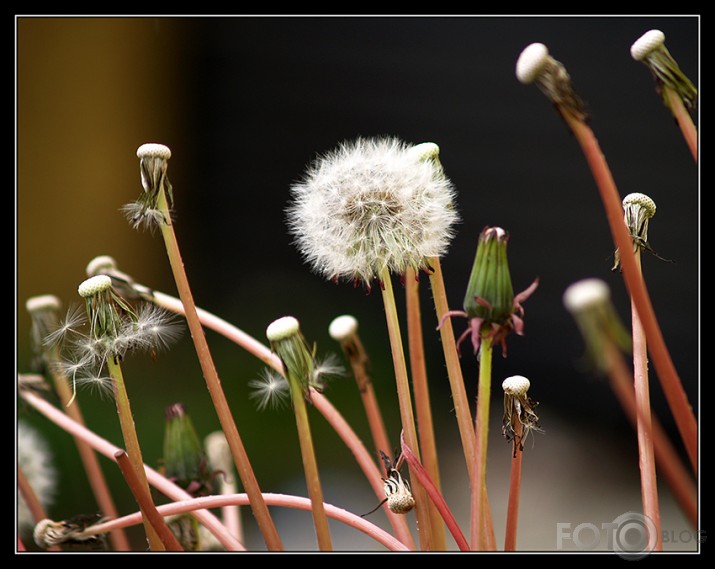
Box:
248, 370, 290, 411
287, 136, 459, 287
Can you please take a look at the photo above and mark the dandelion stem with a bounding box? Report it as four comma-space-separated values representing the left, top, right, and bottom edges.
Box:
151, 290, 415, 548
563, 113, 697, 475
283, 369, 333, 550
503, 419, 523, 551
154, 188, 283, 551
663, 87, 698, 162
604, 342, 697, 529
379, 266, 433, 550
631, 251, 662, 550
44, 348, 130, 550
427, 257, 476, 475
405, 267, 445, 550
106, 357, 165, 551
113, 450, 183, 551
19, 388, 246, 551
471, 335, 496, 550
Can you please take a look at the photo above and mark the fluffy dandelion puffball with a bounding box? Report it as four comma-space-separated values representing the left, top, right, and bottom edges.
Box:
287, 137, 459, 284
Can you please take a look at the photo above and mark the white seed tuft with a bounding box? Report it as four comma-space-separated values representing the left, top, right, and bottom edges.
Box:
328, 315, 358, 342
630, 29, 666, 61
266, 316, 301, 341
78, 275, 112, 298
622, 192, 656, 218
516, 42, 550, 84
136, 143, 171, 160
502, 375, 531, 396
26, 295, 61, 314
407, 142, 440, 162
563, 279, 610, 313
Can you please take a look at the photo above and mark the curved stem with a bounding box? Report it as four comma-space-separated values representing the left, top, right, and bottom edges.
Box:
19, 388, 246, 551
664, 87, 697, 162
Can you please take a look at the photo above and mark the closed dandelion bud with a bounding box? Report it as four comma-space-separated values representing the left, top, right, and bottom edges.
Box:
446, 226, 538, 356
563, 279, 631, 374
287, 136, 459, 287
163, 403, 212, 496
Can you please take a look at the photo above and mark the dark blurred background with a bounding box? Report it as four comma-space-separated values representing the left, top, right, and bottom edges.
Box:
16, 16, 699, 551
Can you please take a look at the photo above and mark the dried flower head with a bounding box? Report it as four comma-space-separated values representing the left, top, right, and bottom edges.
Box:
361, 450, 415, 517
122, 143, 173, 231
86, 255, 154, 300
287, 136, 459, 287
612, 192, 665, 271
439, 226, 538, 356
26, 295, 63, 372
515, 42, 588, 120
501, 375, 542, 456
631, 29, 697, 111
563, 278, 631, 374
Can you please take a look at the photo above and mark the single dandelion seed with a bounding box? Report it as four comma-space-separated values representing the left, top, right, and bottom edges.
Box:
287, 136, 459, 287
121, 143, 173, 231
501, 375, 542, 457
248, 369, 291, 411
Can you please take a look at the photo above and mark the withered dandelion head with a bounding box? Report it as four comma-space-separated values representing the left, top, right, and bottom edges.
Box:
501, 375, 542, 456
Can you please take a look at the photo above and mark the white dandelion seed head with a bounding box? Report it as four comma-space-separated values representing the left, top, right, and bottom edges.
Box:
631, 29, 666, 61
516, 42, 551, 84
502, 375, 531, 396
78, 275, 112, 298
266, 316, 301, 342
563, 278, 611, 314
622, 192, 656, 218
18, 421, 57, 530
328, 314, 358, 342
287, 136, 459, 284
248, 369, 290, 411
137, 143, 171, 160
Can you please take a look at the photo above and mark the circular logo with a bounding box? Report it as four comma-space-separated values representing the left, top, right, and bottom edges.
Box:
611, 512, 658, 560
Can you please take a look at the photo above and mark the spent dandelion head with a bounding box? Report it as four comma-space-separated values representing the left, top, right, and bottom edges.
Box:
501, 375, 542, 457
563, 278, 631, 374
86, 255, 154, 300
287, 136, 459, 288
26, 295, 63, 371
439, 226, 538, 357
266, 316, 317, 400
612, 192, 666, 271
516, 42, 588, 121
121, 143, 173, 231
631, 29, 697, 112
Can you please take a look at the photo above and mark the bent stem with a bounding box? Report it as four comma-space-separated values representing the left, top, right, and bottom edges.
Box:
405, 267, 445, 550
563, 113, 697, 475
106, 357, 164, 551
154, 189, 283, 551
379, 266, 433, 550
631, 252, 662, 550
471, 335, 496, 550
503, 420, 523, 551
19, 388, 245, 551
150, 290, 415, 549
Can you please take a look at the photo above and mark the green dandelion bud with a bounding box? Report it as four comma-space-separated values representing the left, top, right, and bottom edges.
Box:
631, 29, 697, 112
163, 403, 212, 496
266, 316, 315, 399
440, 227, 538, 356
563, 278, 631, 374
